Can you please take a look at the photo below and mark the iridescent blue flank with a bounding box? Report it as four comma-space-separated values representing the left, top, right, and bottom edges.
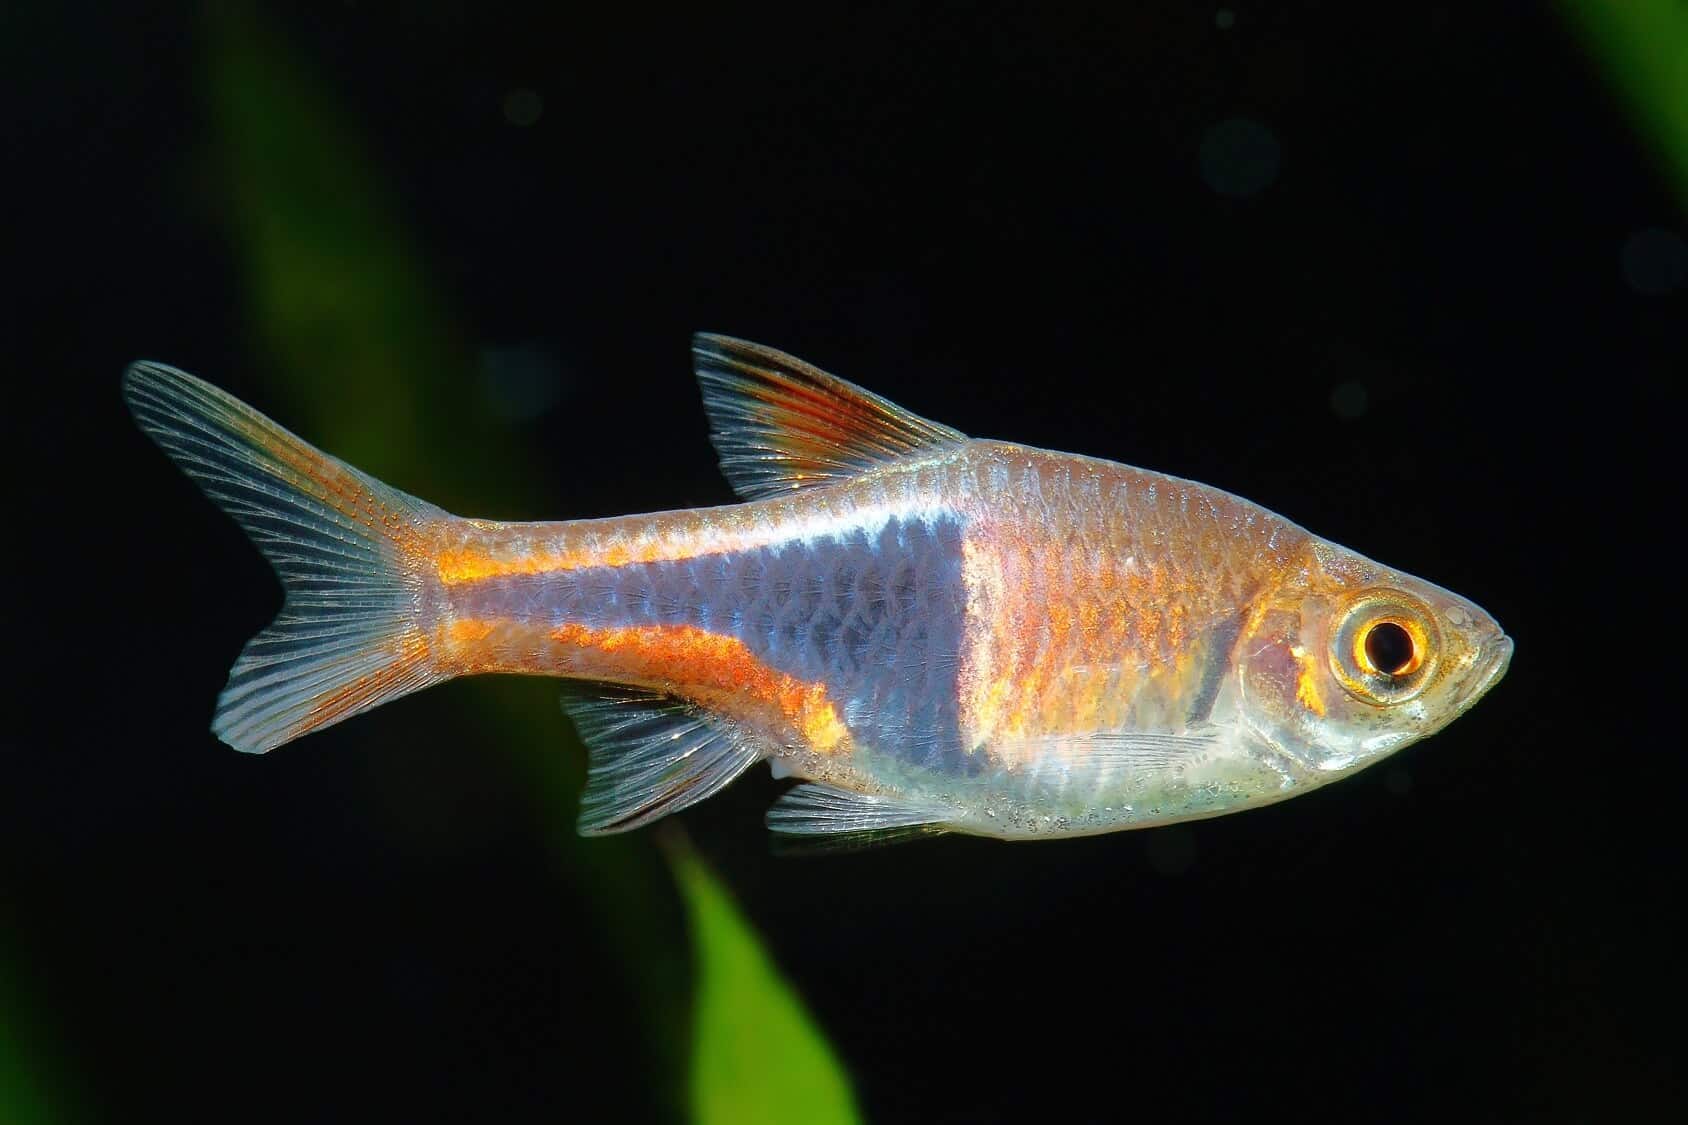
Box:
458, 513, 974, 774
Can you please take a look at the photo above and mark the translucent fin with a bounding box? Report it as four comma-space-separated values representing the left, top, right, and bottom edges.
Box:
765, 782, 953, 851
562, 688, 767, 835
124, 362, 443, 753
692, 333, 966, 500
995, 730, 1223, 790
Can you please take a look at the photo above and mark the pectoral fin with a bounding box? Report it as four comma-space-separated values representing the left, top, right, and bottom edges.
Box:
765, 782, 954, 852
993, 730, 1223, 791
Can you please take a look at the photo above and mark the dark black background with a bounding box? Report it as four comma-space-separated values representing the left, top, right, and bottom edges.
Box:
5, 2, 1680, 1122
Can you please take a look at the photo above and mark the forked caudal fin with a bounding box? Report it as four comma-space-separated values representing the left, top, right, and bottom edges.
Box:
124, 363, 444, 753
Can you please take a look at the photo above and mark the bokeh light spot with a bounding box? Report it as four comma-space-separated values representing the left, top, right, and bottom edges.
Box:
1620, 227, 1688, 295
502, 88, 544, 127
1216, 8, 1236, 31
1200, 117, 1282, 198
1145, 825, 1199, 876
480, 344, 565, 421
1330, 380, 1369, 419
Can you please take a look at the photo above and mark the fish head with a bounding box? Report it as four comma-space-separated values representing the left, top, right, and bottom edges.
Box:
1235, 539, 1511, 777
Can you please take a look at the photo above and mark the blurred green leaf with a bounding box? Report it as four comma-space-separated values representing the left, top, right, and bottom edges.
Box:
672, 846, 861, 1125
0, 946, 74, 1125
203, 1, 456, 493
1559, 0, 1688, 214
200, 6, 859, 1122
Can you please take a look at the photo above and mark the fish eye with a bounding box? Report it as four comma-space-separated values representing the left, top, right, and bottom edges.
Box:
1362, 620, 1418, 677
1330, 593, 1439, 706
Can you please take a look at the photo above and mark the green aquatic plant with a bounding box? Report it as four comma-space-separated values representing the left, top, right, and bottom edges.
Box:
673, 844, 860, 1125
1560, 0, 1688, 213
0, 938, 77, 1125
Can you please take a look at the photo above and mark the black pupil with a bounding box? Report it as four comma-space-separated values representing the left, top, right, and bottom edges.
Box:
1365, 622, 1415, 676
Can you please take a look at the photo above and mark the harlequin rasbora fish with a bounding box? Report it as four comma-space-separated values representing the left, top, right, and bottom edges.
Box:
126, 335, 1510, 844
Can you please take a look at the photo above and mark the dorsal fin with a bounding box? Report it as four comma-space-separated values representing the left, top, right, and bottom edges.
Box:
692, 333, 966, 500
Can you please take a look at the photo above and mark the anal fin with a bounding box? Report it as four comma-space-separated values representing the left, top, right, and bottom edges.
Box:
562, 689, 765, 835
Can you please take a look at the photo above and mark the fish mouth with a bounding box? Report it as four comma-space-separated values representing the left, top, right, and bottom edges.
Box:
1457, 635, 1513, 713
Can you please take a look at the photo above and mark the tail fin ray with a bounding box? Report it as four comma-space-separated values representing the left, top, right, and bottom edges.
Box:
124, 362, 443, 752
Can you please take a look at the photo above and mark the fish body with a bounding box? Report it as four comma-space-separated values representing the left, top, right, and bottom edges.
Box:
126, 335, 1510, 843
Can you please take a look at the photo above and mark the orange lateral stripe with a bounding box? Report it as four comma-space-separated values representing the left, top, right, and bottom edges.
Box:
436, 616, 849, 753
435, 542, 661, 584
549, 622, 850, 753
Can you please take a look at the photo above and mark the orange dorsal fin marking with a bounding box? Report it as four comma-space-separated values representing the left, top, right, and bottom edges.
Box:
692, 333, 966, 500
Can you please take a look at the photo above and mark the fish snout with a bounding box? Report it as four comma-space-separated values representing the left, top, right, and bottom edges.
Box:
1457, 634, 1512, 712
